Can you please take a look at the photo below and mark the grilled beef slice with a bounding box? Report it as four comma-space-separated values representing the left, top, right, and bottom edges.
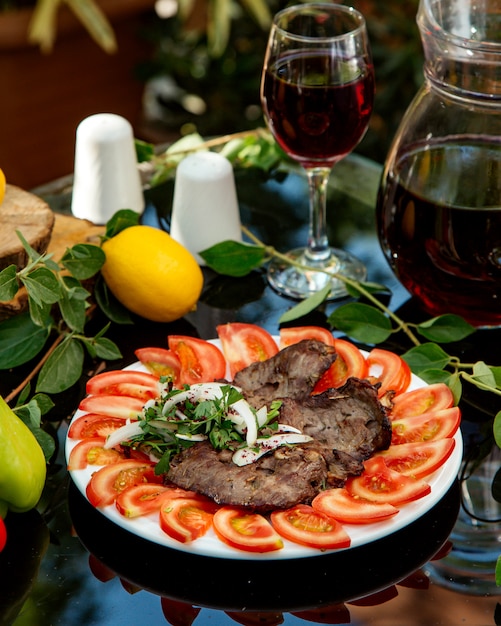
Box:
165, 340, 392, 511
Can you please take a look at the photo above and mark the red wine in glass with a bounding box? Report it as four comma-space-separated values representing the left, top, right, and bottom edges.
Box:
260, 4, 375, 299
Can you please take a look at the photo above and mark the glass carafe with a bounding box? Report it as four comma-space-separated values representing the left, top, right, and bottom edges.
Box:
376, 0, 501, 327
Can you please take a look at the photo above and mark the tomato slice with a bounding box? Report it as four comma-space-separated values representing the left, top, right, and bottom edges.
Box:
213, 506, 284, 553
78, 395, 145, 420
160, 598, 201, 626
313, 339, 369, 392
168, 335, 227, 385
390, 407, 461, 445
346, 456, 431, 505
312, 487, 399, 524
375, 439, 455, 479
67, 438, 124, 470
86, 370, 160, 401
270, 504, 351, 549
0, 517, 6, 552
86, 460, 160, 508
134, 347, 181, 383
159, 496, 219, 543
68, 414, 127, 439
115, 484, 171, 518
390, 383, 455, 419
216, 323, 279, 378
279, 326, 335, 348
367, 348, 412, 397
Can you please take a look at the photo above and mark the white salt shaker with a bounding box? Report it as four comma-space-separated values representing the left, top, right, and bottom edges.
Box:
170, 151, 242, 265
71, 113, 145, 224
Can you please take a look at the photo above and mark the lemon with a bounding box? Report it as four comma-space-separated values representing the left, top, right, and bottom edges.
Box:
101, 225, 204, 323
0, 168, 5, 205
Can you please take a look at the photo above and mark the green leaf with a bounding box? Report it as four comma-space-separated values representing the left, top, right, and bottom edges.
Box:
61, 243, 106, 279
472, 361, 498, 389
21, 267, 61, 306
446, 372, 463, 405
0, 265, 19, 301
28, 296, 52, 327
36, 337, 85, 394
279, 286, 331, 324
104, 209, 140, 239
490, 366, 501, 389
416, 314, 475, 343
31, 393, 55, 416
81, 335, 122, 361
494, 411, 501, 449
200, 241, 266, 277
31, 426, 56, 462
14, 399, 41, 429
94, 275, 134, 324
16, 229, 44, 263
495, 555, 501, 587
328, 303, 392, 344
135, 139, 155, 163
0, 313, 50, 368
402, 343, 450, 375
59, 286, 88, 332
344, 280, 392, 299
414, 368, 453, 385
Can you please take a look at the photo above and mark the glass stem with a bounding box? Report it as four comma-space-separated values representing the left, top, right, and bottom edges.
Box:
305, 167, 332, 264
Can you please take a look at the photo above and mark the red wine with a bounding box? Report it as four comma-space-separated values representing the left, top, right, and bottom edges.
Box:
261, 52, 374, 167
377, 137, 501, 326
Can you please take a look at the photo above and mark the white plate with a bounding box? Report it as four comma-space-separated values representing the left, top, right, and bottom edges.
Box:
66, 338, 463, 561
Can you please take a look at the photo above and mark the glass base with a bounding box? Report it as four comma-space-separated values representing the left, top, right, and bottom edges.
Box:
267, 246, 367, 300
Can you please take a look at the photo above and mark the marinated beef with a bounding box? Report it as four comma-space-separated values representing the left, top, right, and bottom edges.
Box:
165, 340, 392, 512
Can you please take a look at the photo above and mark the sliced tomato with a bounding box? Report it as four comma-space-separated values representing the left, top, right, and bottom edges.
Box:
216, 323, 279, 378
159, 496, 219, 543
375, 439, 455, 479
390, 407, 461, 445
86, 460, 160, 508
346, 456, 431, 505
134, 347, 181, 383
167, 335, 227, 385
68, 414, 127, 439
312, 487, 398, 524
88, 554, 116, 583
78, 395, 145, 420
67, 438, 124, 470
313, 339, 369, 393
86, 370, 160, 401
0, 517, 6, 552
115, 484, 171, 518
270, 504, 351, 549
390, 383, 455, 419
160, 598, 201, 626
279, 326, 335, 348
213, 506, 284, 553
367, 348, 412, 397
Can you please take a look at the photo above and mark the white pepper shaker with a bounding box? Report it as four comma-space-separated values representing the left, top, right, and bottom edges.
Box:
170, 151, 242, 265
71, 113, 144, 224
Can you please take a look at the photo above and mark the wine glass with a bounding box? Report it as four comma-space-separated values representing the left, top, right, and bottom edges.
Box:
260, 3, 375, 299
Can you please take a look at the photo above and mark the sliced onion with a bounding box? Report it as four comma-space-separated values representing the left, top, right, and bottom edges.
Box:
161, 382, 229, 415
232, 433, 313, 466
104, 421, 143, 449
230, 398, 259, 447
175, 433, 207, 442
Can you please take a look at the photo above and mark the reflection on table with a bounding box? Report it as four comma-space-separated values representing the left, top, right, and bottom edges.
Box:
1, 154, 501, 626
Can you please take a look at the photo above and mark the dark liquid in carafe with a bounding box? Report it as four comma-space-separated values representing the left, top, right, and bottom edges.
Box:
377, 137, 501, 326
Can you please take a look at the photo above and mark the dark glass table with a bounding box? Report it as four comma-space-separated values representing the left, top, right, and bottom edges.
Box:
1, 154, 501, 626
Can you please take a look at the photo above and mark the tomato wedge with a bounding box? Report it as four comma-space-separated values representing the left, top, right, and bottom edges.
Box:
390, 383, 455, 419
134, 347, 181, 383
86, 460, 160, 507
115, 484, 171, 518
68, 414, 127, 439
367, 348, 412, 397
67, 438, 124, 470
159, 496, 219, 543
346, 456, 431, 505
375, 439, 455, 479
312, 487, 399, 524
78, 395, 145, 420
168, 335, 227, 385
116, 485, 198, 518
86, 370, 160, 401
391, 407, 461, 445
216, 323, 279, 378
213, 506, 284, 553
279, 326, 335, 348
270, 504, 351, 549
313, 339, 369, 392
